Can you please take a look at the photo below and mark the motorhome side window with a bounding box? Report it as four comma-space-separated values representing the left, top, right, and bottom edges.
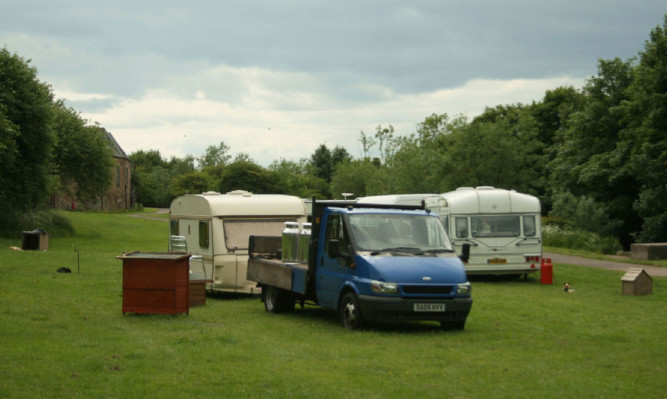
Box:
523, 215, 536, 237
170, 219, 179, 236
455, 217, 468, 238
199, 220, 209, 249
440, 217, 449, 235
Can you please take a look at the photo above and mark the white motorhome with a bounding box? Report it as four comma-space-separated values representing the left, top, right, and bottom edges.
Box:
358, 187, 542, 275
169, 190, 308, 293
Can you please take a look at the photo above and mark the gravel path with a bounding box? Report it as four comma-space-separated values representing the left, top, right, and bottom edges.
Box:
544, 252, 667, 277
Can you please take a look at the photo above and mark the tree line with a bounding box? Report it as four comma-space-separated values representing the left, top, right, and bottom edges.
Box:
1, 48, 115, 215
2, 17, 666, 247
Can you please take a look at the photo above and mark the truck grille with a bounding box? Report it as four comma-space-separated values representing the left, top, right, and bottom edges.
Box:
401, 285, 453, 295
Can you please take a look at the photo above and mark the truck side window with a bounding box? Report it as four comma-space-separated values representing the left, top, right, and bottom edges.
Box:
523, 215, 536, 237
325, 215, 350, 260
455, 217, 468, 238
199, 220, 209, 249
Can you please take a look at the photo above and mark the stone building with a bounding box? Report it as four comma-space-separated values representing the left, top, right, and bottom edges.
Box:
51, 130, 132, 211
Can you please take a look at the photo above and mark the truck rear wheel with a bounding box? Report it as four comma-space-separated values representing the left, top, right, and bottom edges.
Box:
264, 285, 279, 313
264, 285, 294, 313
339, 292, 363, 330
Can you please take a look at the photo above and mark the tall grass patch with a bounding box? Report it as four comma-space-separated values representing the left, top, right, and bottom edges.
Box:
1, 212, 665, 398
0, 209, 75, 239
542, 223, 622, 254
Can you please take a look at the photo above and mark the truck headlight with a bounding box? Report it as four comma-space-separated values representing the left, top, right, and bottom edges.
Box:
456, 282, 471, 295
370, 280, 398, 294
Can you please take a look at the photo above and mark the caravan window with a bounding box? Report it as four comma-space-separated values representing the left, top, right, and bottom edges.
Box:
455, 217, 468, 238
170, 219, 179, 236
440, 216, 449, 235
223, 219, 293, 250
471, 215, 520, 238
199, 220, 209, 249
523, 215, 537, 237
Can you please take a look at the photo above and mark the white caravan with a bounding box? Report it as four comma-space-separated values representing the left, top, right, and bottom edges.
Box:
169, 190, 308, 293
358, 187, 542, 275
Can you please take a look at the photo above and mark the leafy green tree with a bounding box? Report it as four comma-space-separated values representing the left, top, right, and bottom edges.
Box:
330, 159, 389, 198
130, 150, 172, 207
332, 146, 351, 167
384, 113, 451, 193
374, 124, 395, 164
130, 149, 168, 170
198, 141, 231, 169
268, 158, 329, 198
358, 131, 376, 159
550, 191, 622, 237
441, 113, 542, 194
168, 155, 195, 176
530, 86, 583, 148
616, 16, 667, 242
51, 102, 114, 202
525, 87, 585, 211
548, 57, 640, 247
169, 171, 213, 197
0, 48, 55, 210
218, 160, 282, 194
310, 144, 333, 183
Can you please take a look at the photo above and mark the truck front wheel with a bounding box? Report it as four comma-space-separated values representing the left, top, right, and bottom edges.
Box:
339, 292, 363, 330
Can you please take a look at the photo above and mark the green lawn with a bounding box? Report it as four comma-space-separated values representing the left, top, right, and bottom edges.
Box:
0, 211, 665, 398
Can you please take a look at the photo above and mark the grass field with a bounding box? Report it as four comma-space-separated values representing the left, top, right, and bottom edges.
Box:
1, 211, 665, 398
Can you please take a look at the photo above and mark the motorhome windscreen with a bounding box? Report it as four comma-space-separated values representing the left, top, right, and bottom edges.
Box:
348, 214, 452, 252
471, 215, 520, 238
223, 219, 295, 250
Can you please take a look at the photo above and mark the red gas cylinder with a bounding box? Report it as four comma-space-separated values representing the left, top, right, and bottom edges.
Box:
540, 258, 553, 285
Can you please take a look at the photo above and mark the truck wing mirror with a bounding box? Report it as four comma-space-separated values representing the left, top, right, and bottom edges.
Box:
328, 239, 340, 259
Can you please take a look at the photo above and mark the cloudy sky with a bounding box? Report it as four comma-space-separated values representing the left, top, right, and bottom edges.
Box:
1, 1, 664, 165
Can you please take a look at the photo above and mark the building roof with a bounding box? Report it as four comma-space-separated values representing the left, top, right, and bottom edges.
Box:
103, 129, 129, 159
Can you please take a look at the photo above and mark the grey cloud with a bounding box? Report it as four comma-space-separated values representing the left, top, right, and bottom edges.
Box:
1, 0, 664, 106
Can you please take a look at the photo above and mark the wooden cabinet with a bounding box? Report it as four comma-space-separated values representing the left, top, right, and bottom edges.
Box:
116, 252, 191, 315
189, 277, 211, 306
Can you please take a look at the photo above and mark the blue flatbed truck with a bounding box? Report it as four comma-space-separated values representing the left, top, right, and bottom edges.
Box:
247, 200, 473, 330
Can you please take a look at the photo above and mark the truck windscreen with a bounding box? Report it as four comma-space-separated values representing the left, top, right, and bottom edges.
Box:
348, 214, 453, 252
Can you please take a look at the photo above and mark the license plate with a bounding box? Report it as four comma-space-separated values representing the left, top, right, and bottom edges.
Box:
487, 258, 507, 264
414, 303, 446, 312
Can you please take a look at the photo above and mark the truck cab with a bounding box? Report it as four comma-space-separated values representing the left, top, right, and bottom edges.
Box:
316, 205, 472, 329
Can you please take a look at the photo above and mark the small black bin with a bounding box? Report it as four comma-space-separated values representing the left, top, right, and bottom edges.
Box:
22, 230, 48, 251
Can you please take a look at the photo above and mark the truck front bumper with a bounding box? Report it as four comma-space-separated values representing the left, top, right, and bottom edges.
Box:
357, 295, 472, 323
